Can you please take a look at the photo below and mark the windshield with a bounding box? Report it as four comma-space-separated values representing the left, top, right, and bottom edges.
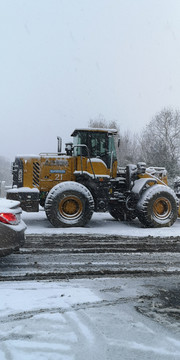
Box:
73, 131, 117, 168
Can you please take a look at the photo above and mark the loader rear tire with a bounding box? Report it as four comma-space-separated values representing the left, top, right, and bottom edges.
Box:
136, 184, 177, 227
45, 182, 94, 227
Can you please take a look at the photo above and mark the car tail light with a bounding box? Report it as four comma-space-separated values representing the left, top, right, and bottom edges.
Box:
0, 213, 19, 225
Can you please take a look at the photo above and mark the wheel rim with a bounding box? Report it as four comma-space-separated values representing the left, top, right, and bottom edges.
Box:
59, 195, 83, 219
153, 197, 172, 220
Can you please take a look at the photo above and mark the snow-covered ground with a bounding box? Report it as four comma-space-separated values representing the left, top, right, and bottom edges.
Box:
0, 210, 180, 359
22, 209, 180, 238
0, 277, 180, 360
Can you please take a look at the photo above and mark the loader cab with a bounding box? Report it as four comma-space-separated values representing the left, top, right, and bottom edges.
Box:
71, 128, 118, 169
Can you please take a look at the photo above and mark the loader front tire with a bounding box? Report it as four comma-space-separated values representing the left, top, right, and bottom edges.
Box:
136, 184, 177, 227
45, 182, 94, 227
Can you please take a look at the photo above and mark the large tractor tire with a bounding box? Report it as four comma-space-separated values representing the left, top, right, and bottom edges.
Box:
136, 184, 178, 227
45, 182, 94, 227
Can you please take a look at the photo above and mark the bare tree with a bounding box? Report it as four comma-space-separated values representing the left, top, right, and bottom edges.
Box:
119, 131, 142, 166
140, 108, 180, 178
88, 115, 120, 132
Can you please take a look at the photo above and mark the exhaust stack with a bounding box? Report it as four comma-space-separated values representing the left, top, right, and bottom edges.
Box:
57, 137, 62, 154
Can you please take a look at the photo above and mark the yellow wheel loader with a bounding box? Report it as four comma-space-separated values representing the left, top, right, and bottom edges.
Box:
7, 128, 178, 227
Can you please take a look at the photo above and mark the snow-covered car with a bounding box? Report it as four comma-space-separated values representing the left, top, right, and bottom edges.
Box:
0, 198, 26, 257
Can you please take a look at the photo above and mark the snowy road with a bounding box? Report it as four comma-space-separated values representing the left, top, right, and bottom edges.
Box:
0, 233, 180, 280
0, 211, 180, 359
0, 210, 180, 280
0, 276, 180, 360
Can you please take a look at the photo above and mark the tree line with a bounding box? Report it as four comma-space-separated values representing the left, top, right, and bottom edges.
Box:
1, 107, 180, 186
89, 107, 180, 183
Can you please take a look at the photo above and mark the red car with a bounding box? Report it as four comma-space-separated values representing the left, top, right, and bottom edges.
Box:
0, 198, 26, 257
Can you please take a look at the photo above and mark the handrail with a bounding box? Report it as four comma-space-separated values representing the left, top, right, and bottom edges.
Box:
39, 153, 67, 156
110, 151, 114, 177
73, 145, 95, 178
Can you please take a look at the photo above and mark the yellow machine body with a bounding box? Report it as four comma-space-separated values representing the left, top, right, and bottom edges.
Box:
19, 154, 118, 192
8, 127, 178, 229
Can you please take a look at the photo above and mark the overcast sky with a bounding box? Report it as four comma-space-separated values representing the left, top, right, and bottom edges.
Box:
1, 0, 180, 160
